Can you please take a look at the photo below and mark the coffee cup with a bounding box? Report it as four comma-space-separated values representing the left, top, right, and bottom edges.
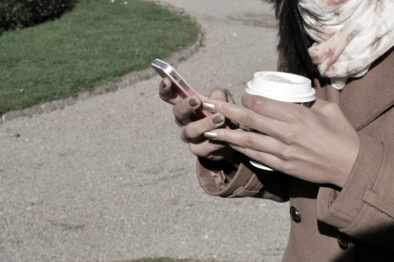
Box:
245, 71, 316, 171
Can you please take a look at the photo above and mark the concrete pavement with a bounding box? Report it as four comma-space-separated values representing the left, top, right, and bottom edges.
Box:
0, 0, 290, 261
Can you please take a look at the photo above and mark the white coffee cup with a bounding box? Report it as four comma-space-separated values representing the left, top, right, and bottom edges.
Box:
245, 71, 316, 171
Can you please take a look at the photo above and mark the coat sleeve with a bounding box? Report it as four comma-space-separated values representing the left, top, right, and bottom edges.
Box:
316, 132, 394, 251
196, 154, 289, 202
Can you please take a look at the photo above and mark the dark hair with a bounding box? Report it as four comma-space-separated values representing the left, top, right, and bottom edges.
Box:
266, 0, 319, 80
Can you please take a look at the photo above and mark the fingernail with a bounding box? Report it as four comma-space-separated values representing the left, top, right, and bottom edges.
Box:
204, 132, 218, 140
228, 143, 237, 148
188, 96, 198, 107
160, 80, 166, 88
203, 102, 215, 112
211, 115, 224, 124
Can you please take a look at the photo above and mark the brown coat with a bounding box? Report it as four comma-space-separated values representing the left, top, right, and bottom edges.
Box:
196, 47, 394, 261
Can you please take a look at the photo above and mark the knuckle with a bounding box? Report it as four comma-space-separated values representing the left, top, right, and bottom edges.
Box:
254, 151, 265, 162
242, 133, 255, 148
215, 102, 226, 115
278, 146, 295, 161
285, 105, 305, 124
295, 112, 308, 124
239, 110, 256, 127
287, 110, 302, 123
217, 130, 228, 141
281, 130, 297, 145
250, 98, 267, 113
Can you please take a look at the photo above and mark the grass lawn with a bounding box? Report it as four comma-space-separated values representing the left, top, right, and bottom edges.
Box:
0, 0, 199, 115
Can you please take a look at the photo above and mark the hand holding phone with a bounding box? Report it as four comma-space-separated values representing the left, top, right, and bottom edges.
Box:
152, 59, 215, 119
155, 58, 238, 163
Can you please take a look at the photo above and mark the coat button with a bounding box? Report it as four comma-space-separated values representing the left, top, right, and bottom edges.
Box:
290, 206, 301, 223
337, 233, 348, 250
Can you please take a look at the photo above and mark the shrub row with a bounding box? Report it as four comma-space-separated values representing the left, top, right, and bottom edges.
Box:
0, 0, 79, 33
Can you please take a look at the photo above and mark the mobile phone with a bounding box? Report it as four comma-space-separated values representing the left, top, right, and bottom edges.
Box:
152, 58, 214, 119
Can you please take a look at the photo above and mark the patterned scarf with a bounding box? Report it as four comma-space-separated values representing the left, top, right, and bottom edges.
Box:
298, 0, 394, 90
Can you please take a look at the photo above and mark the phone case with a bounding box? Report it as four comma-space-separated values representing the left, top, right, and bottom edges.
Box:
151, 59, 213, 118
152, 59, 229, 129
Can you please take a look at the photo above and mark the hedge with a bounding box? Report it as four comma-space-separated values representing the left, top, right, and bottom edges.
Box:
0, 0, 78, 33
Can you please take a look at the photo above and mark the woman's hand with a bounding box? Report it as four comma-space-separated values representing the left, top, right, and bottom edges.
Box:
159, 77, 239, 164
202, 94, 361, 188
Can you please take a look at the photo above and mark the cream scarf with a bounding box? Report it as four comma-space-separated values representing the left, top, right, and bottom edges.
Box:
298, 0, 394, 90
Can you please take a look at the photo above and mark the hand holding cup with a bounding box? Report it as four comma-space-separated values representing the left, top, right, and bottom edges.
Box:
202, 73, 360, 188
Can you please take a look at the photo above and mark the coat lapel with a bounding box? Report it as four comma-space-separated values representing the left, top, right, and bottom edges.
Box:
341, 47, 394, 130
315, 47, 394, 131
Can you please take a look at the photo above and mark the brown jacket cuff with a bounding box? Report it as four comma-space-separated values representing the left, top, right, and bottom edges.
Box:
196, 155, 289, 201
196, 155, 261, 198
317, 133, 394, 250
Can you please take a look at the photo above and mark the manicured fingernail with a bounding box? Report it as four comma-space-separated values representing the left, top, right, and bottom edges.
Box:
203, 102, 215, 112
160, 80, 166, 88
212, 115, 224, 124
204, 132, 218, 140
228, 143, 237, 148
188, 96, 198, 107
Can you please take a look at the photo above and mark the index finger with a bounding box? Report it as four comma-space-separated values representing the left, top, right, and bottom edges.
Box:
241, 94, 307, 122
203, 99, 283, 136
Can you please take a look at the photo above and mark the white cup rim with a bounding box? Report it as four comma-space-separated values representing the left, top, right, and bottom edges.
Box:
245, 72, 316, 103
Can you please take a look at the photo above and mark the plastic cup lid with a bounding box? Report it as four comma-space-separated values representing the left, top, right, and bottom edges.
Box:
245, 71, 315, 103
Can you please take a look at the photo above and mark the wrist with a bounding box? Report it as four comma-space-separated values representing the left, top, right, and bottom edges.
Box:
332, 137, 360, 188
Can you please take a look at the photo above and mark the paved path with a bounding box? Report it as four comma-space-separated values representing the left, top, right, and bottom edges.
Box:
0, 1, 290, 261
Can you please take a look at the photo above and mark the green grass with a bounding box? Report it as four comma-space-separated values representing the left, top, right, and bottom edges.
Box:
0, 0, 199, 115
